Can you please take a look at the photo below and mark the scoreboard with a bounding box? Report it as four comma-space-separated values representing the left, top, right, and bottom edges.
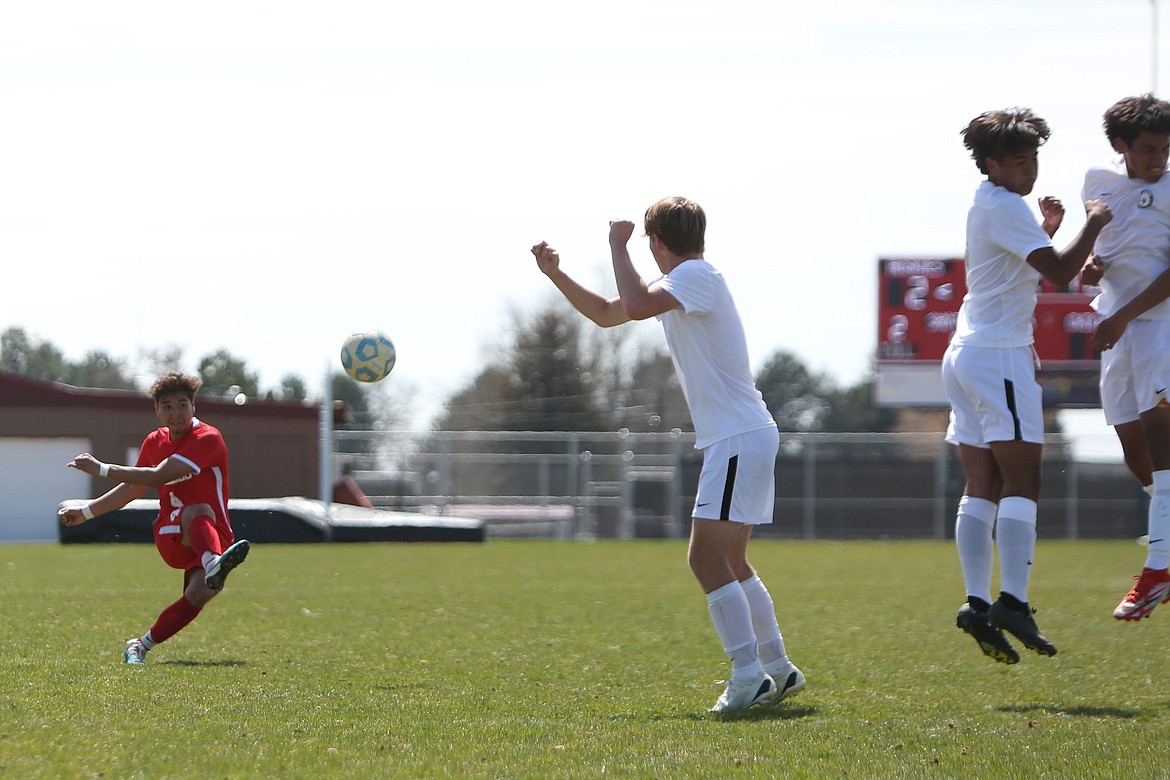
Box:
875, 258, 1104, 408
877, 257, 1103, 368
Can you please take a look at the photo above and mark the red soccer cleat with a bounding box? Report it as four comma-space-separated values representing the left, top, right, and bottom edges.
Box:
1113, 567, 1170, 621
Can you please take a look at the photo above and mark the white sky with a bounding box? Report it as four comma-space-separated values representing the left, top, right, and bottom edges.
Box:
0, 1, 1161, 448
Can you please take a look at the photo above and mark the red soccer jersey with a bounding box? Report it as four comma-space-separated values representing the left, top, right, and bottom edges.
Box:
136, 418, 234, 542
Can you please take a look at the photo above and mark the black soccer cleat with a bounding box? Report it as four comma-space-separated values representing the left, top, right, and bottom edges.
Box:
956, 603, 1020, 664
988, 599, 1057, 657
205, 539, 251, 590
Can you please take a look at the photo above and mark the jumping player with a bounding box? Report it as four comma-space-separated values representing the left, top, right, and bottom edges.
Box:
946, 108, 1111, 663
531, 197, 803, 713
1079, 95, 1170, 621
58, 371, 250, 664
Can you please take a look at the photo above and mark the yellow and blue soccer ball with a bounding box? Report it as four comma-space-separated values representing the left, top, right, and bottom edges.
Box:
340, 330, 396, 382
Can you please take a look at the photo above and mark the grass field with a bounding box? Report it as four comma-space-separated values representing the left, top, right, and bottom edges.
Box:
3, 538, 1170, 779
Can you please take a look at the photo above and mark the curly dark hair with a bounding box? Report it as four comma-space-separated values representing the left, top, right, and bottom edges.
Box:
1103, 94, 1170, 147
644, 196, 706, 258
148, 371, 202, 403
961, 108, 1051, 175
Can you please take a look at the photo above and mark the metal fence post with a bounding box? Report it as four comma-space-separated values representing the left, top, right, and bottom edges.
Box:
670, 429, 683, 539
578, 450, 594, 540
1066, 447, 1079, 540
802, 436, 817, 540
331, 429, 1142, 542
934, 436, 949, 540
568, 433, 579, 499
619, 449, 634, 539
438, 433, 451, 512
566, 434, 580, 540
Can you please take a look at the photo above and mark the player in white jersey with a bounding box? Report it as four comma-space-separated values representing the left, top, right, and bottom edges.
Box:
531, 196, 802, 713
1079, 95, 1170, 621
945, 109, 1111, 664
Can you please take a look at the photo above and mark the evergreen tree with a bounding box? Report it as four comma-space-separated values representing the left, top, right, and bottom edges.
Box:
67, 350, 138, 391
616, 350, 691, 433
1, 327, 84, 385
755, 349, 896, 433
507, 308, 611, 432
267, 373, 309, 402
436, 303, 612, 433
196, 349, 261, 399
755, 350, 832, 432
819, 375, 898, 432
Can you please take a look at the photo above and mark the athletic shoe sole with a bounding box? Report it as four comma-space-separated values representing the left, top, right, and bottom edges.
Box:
205, 539, 251, 591
956, 604, 1019, 665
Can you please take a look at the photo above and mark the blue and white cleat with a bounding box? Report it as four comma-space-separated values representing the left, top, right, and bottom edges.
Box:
124, 638, 148, 665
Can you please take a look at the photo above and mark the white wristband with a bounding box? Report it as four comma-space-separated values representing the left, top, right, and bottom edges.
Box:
81, 505, 95, 521
99, 463, 110, 478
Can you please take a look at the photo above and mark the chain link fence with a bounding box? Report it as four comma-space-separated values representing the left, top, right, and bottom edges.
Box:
333, 429, 1147, 540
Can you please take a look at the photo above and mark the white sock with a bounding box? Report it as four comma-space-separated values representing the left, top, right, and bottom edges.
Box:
140, 631, 156, 650
996, 496, 1038, 603
955, 496, 997, 605
202, 551, 218, 570
740, 574, 788, 668
1145, 471, 1170, 570
706, 580, 762, 683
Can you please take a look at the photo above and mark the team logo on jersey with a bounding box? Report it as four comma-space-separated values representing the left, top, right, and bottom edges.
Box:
1140, 189, 1154, 208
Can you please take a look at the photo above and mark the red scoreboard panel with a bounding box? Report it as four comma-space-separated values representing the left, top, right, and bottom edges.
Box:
877, 257, 1103, 368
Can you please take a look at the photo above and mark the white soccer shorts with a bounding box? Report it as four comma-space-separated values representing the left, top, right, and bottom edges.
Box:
692, 425, 779, 525
1099, 318, 1170, 426
942, 343, 1044, 447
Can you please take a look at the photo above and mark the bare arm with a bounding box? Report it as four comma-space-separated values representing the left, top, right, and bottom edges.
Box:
1093, 265, 1170, 350
1027, 199, 1112, 286
607, 221, 680, 321
531, 241, 630, 327
58, 451, 191, 525
65, 452, 195, 488
58, 481, 148, 526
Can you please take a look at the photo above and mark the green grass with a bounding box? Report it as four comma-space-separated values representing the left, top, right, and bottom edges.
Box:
3, 539, 1170, 779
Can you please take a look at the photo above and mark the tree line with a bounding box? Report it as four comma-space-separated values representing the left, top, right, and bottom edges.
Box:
1, 302, 895, 434
0, 326, 380, 421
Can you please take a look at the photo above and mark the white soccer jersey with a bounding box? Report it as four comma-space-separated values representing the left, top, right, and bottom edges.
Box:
951, 181, 1052, 348
651, 259, 775, 449
1082, 157, 1170, 320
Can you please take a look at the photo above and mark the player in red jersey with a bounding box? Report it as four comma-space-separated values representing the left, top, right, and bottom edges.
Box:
58, 371, 250, 665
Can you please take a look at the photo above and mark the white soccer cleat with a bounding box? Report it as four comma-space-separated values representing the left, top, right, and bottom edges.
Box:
709, 673, 777, 713
762, 661, 806, 705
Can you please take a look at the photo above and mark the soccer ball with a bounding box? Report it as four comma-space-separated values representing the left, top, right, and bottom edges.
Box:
340, 330, 396, 382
